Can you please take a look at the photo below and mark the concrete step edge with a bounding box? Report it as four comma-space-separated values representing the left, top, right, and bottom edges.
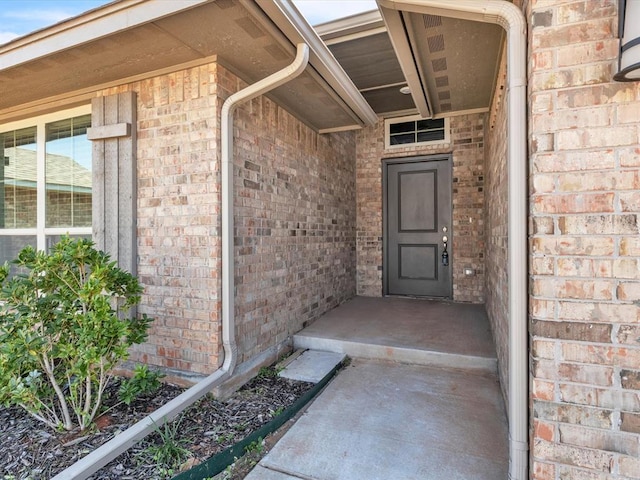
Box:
293, 335, 497, 373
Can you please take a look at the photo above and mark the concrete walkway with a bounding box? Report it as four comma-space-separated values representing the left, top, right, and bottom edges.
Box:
245, 358, 508, 479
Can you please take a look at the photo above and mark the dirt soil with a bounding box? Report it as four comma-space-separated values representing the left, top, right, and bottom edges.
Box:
0, 367, 313, 480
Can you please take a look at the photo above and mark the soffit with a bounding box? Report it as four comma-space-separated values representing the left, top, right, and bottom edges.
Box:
320, 8, 503, 119
319, 12, 418, 117
0, 0, 371, 131
329, 33, 406, 90
403, 13, 504, 116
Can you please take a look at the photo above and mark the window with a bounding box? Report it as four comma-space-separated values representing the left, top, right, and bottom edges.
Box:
0, 106, 92, 264
385, 115, 450, 149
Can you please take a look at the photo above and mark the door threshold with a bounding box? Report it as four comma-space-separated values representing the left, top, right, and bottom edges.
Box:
384, 294, 454, 302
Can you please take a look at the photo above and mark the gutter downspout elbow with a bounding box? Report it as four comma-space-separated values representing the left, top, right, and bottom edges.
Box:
220, 42, 310, 374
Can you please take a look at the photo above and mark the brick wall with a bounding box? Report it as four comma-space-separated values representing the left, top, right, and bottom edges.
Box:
452, 115, 486, 303
102, 64, 222, 375
100, 61, 357, 376
528, 1, 640, 478
219, 65, 357, 364
485, 48, 510, 404
355, 114, 485, 303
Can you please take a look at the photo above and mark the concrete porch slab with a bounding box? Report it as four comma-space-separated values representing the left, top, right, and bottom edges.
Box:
293, 296, 497, 372
278, 350, 346, 383
245, 358, 508, 480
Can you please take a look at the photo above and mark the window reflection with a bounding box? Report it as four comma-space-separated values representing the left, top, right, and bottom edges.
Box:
0, 127, 38, 228
0, 109, 92, 267
45, 115, 92, 228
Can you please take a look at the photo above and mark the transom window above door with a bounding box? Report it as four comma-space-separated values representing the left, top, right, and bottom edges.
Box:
0, 105, 92, 265
385, 115, 450, 149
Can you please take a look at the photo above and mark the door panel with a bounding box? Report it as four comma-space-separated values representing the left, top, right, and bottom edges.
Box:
385, 156, 452, 297
399, 244, 437, 279
399, 171, 436, 231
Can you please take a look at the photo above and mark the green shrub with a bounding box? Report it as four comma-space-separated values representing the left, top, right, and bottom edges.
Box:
0, 236, 152, 431
118, 364, 165, 405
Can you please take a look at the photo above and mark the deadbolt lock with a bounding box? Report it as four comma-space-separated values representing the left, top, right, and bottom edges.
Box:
441, 232, 449, 267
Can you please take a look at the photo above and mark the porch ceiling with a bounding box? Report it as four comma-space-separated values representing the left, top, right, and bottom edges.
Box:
317, 11, 417, 117
0, 0, 375, 131
318, 7, 504, 119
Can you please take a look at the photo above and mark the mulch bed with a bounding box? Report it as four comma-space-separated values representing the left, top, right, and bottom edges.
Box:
0, 368, 313, 480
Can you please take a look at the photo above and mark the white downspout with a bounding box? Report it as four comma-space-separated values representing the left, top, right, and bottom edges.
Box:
377, 2, 528, 479
53, 43, 310, 480
221, 42, 310, 372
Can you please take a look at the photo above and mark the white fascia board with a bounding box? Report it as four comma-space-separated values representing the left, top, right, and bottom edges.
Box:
315, 10, 383, 38
317, 10, 386, 46
256, 0, 378, 127
0, 0, 211, 70
323, 26, 388, 46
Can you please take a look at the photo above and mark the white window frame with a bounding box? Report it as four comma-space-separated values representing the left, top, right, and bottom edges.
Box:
384, 114, 450, 150
0, 105, 92, 252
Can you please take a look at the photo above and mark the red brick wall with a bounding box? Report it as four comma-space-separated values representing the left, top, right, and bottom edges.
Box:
101, 61, 357, 375
219, 65, 357, 364
102, 64, 222, 375
528, 1, 640, 478
452, 115, 486, 302
355, 114, 486, 303
485, 48, 510, 404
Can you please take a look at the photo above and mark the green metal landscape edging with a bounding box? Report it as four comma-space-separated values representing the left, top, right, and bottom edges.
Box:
173, 359, 344, 480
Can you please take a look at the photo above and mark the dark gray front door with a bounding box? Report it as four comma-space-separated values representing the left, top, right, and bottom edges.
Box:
384, 156, 452, 297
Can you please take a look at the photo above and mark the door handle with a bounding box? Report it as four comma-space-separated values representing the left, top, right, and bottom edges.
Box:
441, 234, 449, 267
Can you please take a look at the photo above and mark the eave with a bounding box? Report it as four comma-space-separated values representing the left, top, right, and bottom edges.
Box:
0, 0, 376, 132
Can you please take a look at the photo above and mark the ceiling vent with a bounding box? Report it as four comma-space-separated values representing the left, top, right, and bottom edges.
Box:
423, 15, 443, 29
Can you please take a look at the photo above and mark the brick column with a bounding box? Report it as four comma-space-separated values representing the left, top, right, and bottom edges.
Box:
528, 1, 640, 478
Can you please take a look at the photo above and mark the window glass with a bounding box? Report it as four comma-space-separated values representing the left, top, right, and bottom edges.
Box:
46, 234, 92, 252
0, 106, 92, 270
0, 127, 38, 228
387, 117, 447, 147
0, 235, 37, 272
417, 130, 445, 143
389, 121, 415, 135
416, 119, 444, 130
389, 133, 415, 146
46, 115, 92, 228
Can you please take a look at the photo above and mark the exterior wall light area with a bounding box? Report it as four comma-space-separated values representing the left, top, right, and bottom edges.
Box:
615, 0, 640, 81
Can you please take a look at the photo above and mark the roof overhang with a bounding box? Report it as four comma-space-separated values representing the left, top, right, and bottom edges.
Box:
377, 0, 504, 118
318, 10, 419, 117
0, 0, 376, 132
